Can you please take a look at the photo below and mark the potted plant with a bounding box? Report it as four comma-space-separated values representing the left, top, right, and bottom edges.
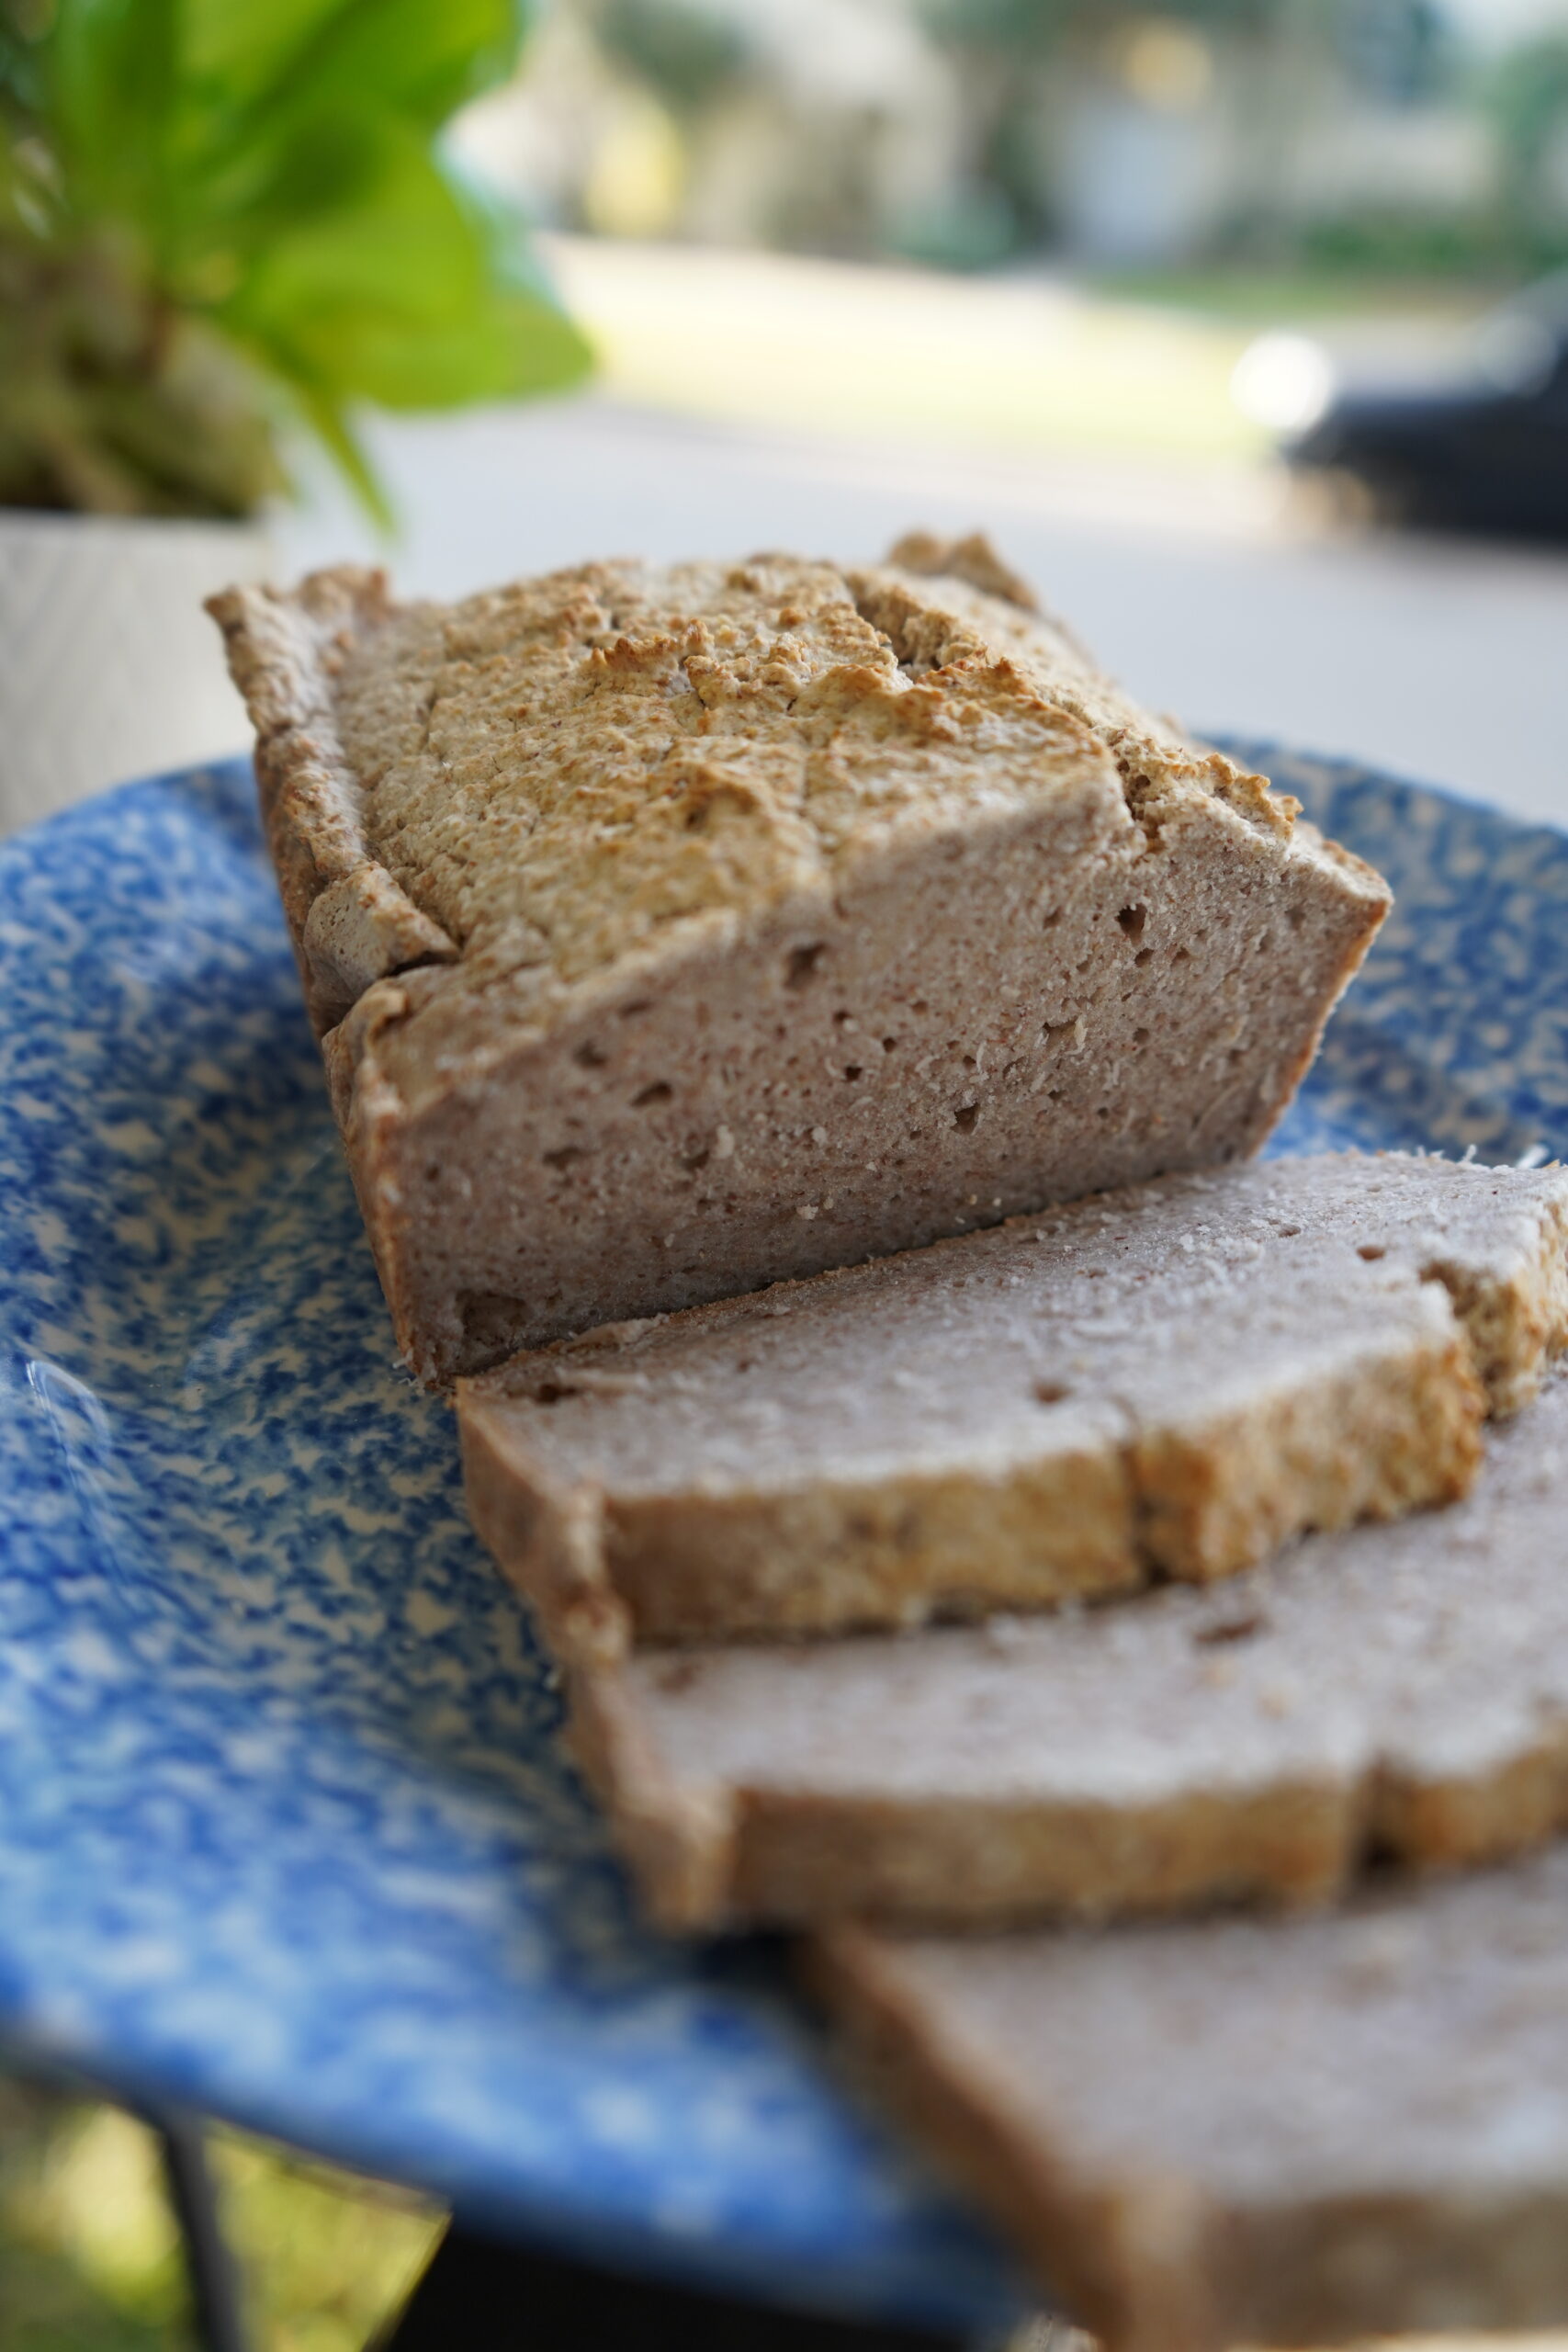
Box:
0, 0, 591, 833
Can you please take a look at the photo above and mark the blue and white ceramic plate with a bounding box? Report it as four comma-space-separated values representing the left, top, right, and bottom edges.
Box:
1, 748, 1566, 2333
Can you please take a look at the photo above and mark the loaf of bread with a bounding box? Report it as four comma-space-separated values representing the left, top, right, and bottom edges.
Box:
209, 535, 1388, 1386
812, 1842, 1568, 2351
458, 1154, 1568, 1663
572, 1356, 1568, 1930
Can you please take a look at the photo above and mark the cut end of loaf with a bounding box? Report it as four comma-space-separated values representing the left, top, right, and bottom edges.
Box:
209, 539, 1389, 1388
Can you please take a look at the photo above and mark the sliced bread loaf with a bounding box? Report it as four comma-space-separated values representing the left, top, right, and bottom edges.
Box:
572, 1358, 1568, 1930
209, 537, 1387, 1385
459, 1155, 1568, 1664
812, 1846, 1568, 2351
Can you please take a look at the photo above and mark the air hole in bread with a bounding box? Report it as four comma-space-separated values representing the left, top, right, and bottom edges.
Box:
1358, 1242, 1387, 1261
843, 1066, 863, 1081
531, 1381, 581, 1406
1194, 1611, 1268, 1646
1134, 947, 1154, 967
634, 1080, 673, 1108
1117, 904, 1147, 943
573, 1039, 607, 1068
652, 1657, 701, 1694
953, 1104, 979, 1134
543, 1146, 584, 1169
458, 1289, 531, 1355
785, 944, 825, 989
1032, 1380, 1071, 1405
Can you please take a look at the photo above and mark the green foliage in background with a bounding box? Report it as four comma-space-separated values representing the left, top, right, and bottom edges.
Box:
0, 0, 592, 521
1491, 35, 1568, 258
592, 0, 742, 114
0, 2071, 441, 2352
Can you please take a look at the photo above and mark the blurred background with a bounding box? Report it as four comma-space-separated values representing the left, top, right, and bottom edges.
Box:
292, 0, 1568, 827
4, 0, 1568, 831
5, 0, 1568, 2342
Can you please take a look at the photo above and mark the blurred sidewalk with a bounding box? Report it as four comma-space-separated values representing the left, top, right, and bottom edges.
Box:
281, 389, 1568, 830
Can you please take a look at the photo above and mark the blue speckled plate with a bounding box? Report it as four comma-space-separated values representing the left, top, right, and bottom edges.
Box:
1, 748, 1566, 2333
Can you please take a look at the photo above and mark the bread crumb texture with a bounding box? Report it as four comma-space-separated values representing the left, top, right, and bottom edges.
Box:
814, 1832, 1568, 2350
459, 1154, 1566, 1667
574, 1352, 1568, 1934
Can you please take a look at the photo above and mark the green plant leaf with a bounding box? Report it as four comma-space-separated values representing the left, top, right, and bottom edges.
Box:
49, 0, 179, 233
160, 5, 536, 300
219, 118, 589, 448
290, 375, 395, 529
3, 0, 591, 519
321, 279, 594, 410
181, 0, 357, 112
188, 0, 527, 136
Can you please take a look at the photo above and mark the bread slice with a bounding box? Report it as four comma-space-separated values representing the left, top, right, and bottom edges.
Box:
208, 535, 1387, 1386
458, 1154, 1568, 1666
811, 1846, 1568, 2351
570, 1356, 1568, 1931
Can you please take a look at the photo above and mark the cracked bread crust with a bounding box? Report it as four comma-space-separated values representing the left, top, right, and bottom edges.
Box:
209, 539, 1390, 1386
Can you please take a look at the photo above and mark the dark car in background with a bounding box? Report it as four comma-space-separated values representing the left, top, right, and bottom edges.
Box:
1235, 277, 1568, 540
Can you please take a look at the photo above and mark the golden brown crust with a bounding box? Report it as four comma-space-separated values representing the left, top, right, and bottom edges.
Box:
805, 1927, 1225, 2352
1128, 1319, 1483, 1578
459, 1387, 625, 1666
581, 1714, 1354, 1932
206, 570, 457, 1034
212, 540, 1389, 1057
566, 1666, 739, 1932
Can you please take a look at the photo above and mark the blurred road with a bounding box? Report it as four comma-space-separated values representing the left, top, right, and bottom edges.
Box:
279, 392, 1568, 830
